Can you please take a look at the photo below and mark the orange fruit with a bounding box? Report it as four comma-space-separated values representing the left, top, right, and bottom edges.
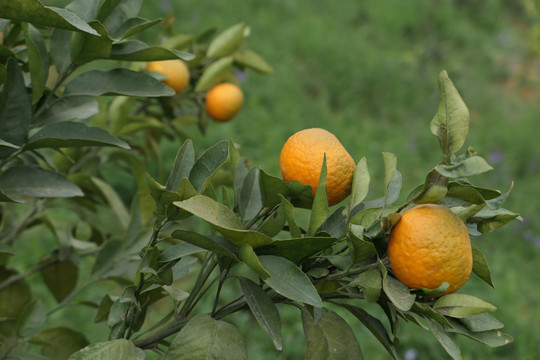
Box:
388, 204, 473, 297
279, 128, 356, 206
205, 83, 244, 122
146, 59, 190, 94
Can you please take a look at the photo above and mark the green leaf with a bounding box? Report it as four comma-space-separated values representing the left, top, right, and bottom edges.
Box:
257, 205, 286, 237
411, 301, 452, 328
309, 156, 329, 236
195, 56, 234, 92
383, 275, 415, 311
165, 140, 195, 191
349, 157, 370, 211
471, 245, 494, 287
170, 230, 238, 261
340, 304, 398, 359
445, 318, 513, 347
64, 69, 175, 97
158, 243, 205, 263
459, 313, 504, 332
189, 140, 231, 194
207, 22, 246, 58
23, 23, 49, 105
33, 96, 99, 126
50, 29, 74, 74
301, 307, 363, 360
164, 314, 247, 360
233, 49, 274, 74
238, 168, 263, 224
70, 21, 113, 65
110, 18, 162, 41
279, 195, 302, 238
41, 260, 78, 302
347, 224, 376, 264
287, 180, 315, 208
110, 40, 194, 61
259, 169, 289, 208
90, 239, 122, 278
0, 166, 83, 198
17, 299, 47, 338
425, 319, 462, 360
436, 156, 493, 178
239, 244, 270, 279
469, 207, 521, 234
35, 327, 89, 360
0, 58, 31, 158
25, 122, 130, 150
0, 267, 32, 318
256, 236, 335, 262
239, 277, 283, 350
430, 70, 470, 159
382, 152, 402, 207
0, 0, 99, 35
349, 269, 382, 303
173, 195, 272, 248
410, 169, 449, 204
433, 294, 497, 318
259, 255, 322, 307
67, 339, 145, 360
91, 176, 129, 229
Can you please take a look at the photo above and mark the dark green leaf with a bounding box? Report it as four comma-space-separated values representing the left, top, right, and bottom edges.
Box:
110, 18, 161, 41
195, 56, 234, 92
445, 318, 513, 347
0, 267, 32, 318
0, 243, 14, 255
67, 339, 145, 360
340, 304, 397, 359
173, 195, 273, 248
90, 239, 122, 278
410, 169, 449, 204
207, 22, 246, 58
347, 224, 376, 264
287, 180, 314, 208
382, 153, 402, 207
411, 301, 452, 327
0, 166, 83, 198
383, 275, 415, 311
257, 205, 286, 237
26, 122, 130, 150
234, 159, 249, 210
301, 307, 363, 360
16, 299, 46, 338
425, 319, 462, 360
164, 314, 247, 360
239, 277, 282, 350
41, 260, 78, 303
318, 206, 347, 238
165, 140, 195, 191
23, 23, 49, 104
469, 207, 521, 234
0, 0, 99, 35
471, 245, 494, 287
0, 58, 31, 158
436, 156, 493, 178
256, 236, 335, 262
259, 255, 322, 307
91, 177, 129, 229
64, 69, 175, 97
35, 327, 89, 360
170, 229, 238, 261
33, 96, 99, 126
97, 0, 141, 33
239, 244, 270, 279
308, 156, 329, 236
238, 168, 263, 224
70, 21, 112, 65
433, 294, 497, 318
189, 140, 231, 193
233, 49, 274, 74
259, 169, 289, 208
110, 40, 194, 61
279, 195, 302, 238
349, 269, 381, 303
349, 157, 370, 211
459, 313, 503, 332
430, 70, 470, 159
158, 243, 205, 263
50, 29, 73, 74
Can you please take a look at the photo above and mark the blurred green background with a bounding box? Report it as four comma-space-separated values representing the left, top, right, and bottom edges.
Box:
39, 0, 540, 359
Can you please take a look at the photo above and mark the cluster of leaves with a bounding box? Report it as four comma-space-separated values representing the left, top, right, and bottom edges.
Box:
0, 1, 521, 360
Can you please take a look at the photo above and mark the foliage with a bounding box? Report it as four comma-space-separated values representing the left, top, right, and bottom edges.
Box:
0, 0, 521, 359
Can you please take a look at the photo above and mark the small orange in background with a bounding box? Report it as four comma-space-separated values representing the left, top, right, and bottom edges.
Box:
146, 59, 190, 94
388, 204, 473, 297
205, 83, 244, 122
279, 128, 356, 206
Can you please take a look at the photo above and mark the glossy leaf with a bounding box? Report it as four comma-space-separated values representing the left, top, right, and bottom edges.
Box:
207, 22, 246, 58
110, 40, 194, 61
433, 294, 497, 318
301, 307, 363, 360
170, 230, 238, 261
259, 255, 322, 307
340, 304, 398, 359
0, 166, 83, 198
67, 339, 145, 360
17, 299, 46, 338
26, 122, 129, 150
0, 58, 31, 158
189, 140, 231, 193
64, 68, 175, 97
308, 156, 329, 236
471, 245, 494, 287
164, 314, 247, 360
35, 327, 89, 360
23, 23, 49, 104
195, 56, 234, 92
430, 70, 470, 158
239, 277, 282, 350
0, 0, 99, 35
256, 236, 335, 262
41, 260, 78, 302
173, 196, 272, 248
234, 49, 274, 74
436, 156, 493, 178
33, 96, 99, 126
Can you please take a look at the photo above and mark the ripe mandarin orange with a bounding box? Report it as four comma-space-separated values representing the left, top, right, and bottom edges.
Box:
146, 59, 190, 94
205, 83, 244, 122
388, 204, 473, 296
279, 128, 356, 206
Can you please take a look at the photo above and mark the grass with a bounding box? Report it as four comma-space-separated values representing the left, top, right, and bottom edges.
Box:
140, 1, 540, 359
